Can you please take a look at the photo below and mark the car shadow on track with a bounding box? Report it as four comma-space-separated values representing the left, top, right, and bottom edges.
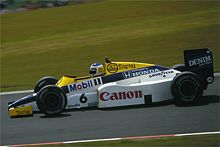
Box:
175, 95, 220, 107
40, 113, 72, 118
100, 95, 220, 111
38, 95, 220, 117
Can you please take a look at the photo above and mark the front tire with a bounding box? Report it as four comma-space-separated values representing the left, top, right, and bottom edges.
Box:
171, 72, 203, 105
34, 76, 58, 93
36, 85, 67, 116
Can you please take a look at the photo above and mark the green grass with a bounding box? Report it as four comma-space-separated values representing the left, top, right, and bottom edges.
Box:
1, 1, 219, 91
31, 134, 220, 147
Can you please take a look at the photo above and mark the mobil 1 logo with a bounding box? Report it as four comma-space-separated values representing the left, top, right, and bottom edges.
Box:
68, 78, 102, 92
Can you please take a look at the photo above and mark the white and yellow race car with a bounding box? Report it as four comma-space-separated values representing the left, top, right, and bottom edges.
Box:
8, 48, 214, 117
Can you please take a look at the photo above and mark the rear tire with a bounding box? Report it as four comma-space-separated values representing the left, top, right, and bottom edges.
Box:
36, 85, 67, 116
172, 64, 187, 72
171, 72, 203, 105
34, 76, 58, 93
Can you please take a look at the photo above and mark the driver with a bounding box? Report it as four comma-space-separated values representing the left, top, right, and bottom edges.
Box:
89, 63, 105, 77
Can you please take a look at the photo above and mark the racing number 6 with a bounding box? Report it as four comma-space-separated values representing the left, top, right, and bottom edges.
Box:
79, 94, 87, 103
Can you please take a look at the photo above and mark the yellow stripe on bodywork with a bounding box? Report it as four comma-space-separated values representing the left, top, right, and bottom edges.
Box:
56, 76, 76, 87
105, 62, 154, 74
56, 61, 155, 87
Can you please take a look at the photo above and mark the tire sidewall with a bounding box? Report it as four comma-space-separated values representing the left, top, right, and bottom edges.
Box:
36, 85, 67, 115
34, 76, 58, 93
171, 72, 203, 105
172, 64, 187, 72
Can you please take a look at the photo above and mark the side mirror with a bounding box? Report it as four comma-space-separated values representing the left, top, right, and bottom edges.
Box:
105, 56, 111, 63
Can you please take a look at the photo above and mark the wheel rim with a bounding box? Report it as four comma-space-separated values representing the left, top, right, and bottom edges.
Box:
43, 92, 61, 111
179, 79, 197, 102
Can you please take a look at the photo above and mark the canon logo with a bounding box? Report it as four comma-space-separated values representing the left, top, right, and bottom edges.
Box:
100, 90, 143, 101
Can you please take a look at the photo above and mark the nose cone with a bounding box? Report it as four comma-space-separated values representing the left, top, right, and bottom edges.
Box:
8, 93, 37, 109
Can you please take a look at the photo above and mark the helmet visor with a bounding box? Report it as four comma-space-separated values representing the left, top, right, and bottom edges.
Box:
89, 68, 97, 75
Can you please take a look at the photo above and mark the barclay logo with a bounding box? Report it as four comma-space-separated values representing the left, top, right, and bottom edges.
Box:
118, 64, 136, 69
188, 55, 212, 67
16, 110, 31, 115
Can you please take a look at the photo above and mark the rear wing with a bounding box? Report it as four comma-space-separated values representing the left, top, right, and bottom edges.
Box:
184, 48, 214, 87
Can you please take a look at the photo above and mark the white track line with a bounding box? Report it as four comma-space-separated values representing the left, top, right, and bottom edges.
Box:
64, 138, 122, 144
4, 131, 220, 147
0, 90, 33, 96
175, 131, 220, 136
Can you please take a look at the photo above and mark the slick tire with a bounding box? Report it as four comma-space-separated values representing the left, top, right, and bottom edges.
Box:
36, 85, 67, 116
171, 72, 203, 105
172, 64, 187, 72
34, 76, 58, 93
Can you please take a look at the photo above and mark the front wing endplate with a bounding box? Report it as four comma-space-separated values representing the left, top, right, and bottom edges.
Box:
9, 106, 33, 117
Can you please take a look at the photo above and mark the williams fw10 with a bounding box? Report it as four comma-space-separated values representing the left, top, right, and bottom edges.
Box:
8, 48, 214, 117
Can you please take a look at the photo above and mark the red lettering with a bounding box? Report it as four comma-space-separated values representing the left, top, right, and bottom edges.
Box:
135, 91, 142, 98
118, 92, 126, 99
77, 84, 82, 89
127, 91, 134, 99
100, 92, 109, 101
110, 93, 118, 100
100, 90, 142, 101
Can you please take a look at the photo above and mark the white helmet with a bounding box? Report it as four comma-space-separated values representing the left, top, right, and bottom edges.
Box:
89, 63, 105, 76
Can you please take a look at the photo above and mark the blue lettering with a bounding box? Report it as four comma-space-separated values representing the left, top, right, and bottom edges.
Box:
69, 84, 77, 92
69, 80, 94, 92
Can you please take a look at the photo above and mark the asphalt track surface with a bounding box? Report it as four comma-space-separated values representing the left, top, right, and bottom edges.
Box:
1, 75, 220, 146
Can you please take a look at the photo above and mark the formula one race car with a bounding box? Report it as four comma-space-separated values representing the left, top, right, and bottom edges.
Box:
8, 48, 214, 117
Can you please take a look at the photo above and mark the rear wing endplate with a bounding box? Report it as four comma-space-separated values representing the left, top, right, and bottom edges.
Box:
184, 48, 214, 86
